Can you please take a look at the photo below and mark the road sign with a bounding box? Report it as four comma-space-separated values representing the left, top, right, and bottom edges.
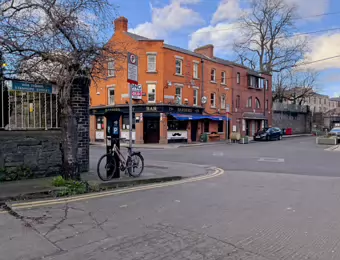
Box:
127, 52, 138, 84
131, 84, 142, 100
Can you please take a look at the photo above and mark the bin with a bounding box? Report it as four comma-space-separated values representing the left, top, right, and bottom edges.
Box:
286, 128, 292, 135
200, 133, 208, 142
239, 136, 249, 144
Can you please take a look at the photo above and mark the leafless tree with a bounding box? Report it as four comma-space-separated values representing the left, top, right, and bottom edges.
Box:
0, 0, 126, 179
234, 0, 308, 74
272, 69, 319, 105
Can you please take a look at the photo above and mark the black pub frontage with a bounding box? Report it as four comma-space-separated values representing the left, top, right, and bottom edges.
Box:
90, 104, 230, 144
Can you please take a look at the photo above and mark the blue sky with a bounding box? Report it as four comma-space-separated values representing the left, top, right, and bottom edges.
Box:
113, 0, 340, 97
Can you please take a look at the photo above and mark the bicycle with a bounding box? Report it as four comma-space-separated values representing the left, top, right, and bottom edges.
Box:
97, 138, 144, 181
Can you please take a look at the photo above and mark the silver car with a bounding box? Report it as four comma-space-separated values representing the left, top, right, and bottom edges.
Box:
329, 127, 340, 140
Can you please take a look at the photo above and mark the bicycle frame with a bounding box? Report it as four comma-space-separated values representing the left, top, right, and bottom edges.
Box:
112, 144, 129, 165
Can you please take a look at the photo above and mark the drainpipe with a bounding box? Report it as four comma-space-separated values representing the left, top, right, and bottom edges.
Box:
201, 59, 204, 105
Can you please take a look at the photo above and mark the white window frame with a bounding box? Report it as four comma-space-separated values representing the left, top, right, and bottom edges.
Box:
108, 60, 115, 77
247, 97, 252, 108
147, 53, 157, 72
221, 71, 226, 85
147, 84, 156, 103
255, 98, 260, 108
175, 58, 183, 75
211, 69, 216, 82
193, 62, 199, 79
221, 94, 226, 109
193, 89, 198, 106
175, 87, 182, 104
210, 93, 216, 107
237, 72, 240, 84
107, 86, 115, 105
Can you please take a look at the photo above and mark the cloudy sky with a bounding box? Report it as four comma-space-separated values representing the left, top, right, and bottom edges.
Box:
114, 0, 340, 97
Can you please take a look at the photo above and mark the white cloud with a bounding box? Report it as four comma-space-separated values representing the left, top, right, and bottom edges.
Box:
211, 0, 244, 25
129, 1, 204, 39
284, 0, 330, 18
302, 33, 340, 71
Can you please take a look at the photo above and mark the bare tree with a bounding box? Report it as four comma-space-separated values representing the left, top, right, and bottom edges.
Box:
0, 0, 125, 179
272, 69, 319, 104
234, 0, 308, 74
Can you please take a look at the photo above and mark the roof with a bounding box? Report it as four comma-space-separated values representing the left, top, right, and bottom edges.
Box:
124, 31, 266, 75
330, 97, 340, 102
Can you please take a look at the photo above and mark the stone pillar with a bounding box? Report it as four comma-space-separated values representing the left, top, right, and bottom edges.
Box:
89, 115, 96, 143
71, 77, 89, 173
187, 121, 192, 143
135, 113, 144, 144
159, 113, 168, 144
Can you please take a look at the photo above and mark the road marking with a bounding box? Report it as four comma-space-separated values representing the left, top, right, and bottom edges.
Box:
9, 168, 224, 210
0, 210, 7, 214
212, 152, 224, 156
258, 157, 285, 163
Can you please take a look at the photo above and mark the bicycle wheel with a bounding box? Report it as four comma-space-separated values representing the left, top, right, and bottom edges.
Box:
97, 154, 117, 181
126, 152, 144, 177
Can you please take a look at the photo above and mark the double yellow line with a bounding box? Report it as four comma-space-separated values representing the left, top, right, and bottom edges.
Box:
1, 167, 224, 212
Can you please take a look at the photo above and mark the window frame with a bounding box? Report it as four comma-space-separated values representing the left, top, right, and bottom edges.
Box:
175, 59, 183, 75
210, 92, 216, 107
193, 89, 198, 106
147, 83, 156, 103
236, 95, 240, 108
193, 62, 199, 79
255, 98, 261, 108
175, 87, 182, 105
107, 87, 115, 105
247, 96, 252, 108
221, 71, 226, 85
237, 72, 241, 84
107, 60, 115, 77
147, 54, 157, 72
221, 94, 226, 109
211, 69, 216, 82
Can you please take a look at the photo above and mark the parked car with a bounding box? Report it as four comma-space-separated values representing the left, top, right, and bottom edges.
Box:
328, 127, 340, 140
254, 127, 283, 141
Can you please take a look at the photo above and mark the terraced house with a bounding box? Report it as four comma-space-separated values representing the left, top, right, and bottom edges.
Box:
89, 17, 271, 144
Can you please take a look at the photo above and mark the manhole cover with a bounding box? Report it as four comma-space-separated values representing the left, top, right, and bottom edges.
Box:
258, 157, 285, 163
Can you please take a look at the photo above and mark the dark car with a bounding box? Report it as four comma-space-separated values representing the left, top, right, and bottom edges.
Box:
254, 127, 283, 141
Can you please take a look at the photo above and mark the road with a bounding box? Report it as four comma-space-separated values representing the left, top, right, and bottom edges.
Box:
2, 137, 340, 260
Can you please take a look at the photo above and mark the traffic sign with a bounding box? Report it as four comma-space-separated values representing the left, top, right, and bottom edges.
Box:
127, 52, 138, 84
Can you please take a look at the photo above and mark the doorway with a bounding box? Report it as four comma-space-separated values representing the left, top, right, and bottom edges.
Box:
191, 121, 198, 142
246, 120, 250, 136
143, 116, 160, 143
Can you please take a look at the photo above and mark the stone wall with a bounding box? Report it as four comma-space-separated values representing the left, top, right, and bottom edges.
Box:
272, 111, 311, 134
0, 130, 62, 177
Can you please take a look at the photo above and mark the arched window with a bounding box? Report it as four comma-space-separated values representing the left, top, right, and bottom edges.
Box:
255, 98, 261, 108
247, 96, 252, 108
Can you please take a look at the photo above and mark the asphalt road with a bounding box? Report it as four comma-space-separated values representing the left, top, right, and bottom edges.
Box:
2, 137, 340, 260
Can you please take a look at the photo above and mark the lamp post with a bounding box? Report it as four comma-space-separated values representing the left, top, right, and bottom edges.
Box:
224, 87, 229, 143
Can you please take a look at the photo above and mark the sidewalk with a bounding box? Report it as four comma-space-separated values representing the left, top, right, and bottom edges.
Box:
91, 134, 312, 149
0, 160, 213, 202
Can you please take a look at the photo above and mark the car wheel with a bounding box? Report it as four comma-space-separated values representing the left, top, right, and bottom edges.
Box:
279, 135, 282, 140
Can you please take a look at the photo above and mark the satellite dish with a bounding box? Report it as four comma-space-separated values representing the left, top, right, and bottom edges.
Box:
201, 96, 207, 104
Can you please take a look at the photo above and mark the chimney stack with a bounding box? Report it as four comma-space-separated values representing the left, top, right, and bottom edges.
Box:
114, 16, 128, 32
194, 44, 214, 58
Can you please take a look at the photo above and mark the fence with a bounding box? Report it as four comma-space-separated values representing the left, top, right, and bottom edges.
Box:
0, 79, 59, 130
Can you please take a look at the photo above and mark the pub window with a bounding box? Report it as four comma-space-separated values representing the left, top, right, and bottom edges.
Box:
204, 120, 209, 132
96, 116, 104, 130
122, 114, 135, 130
167, 116, 187, 130
175, 87, 182, 104
147, 83, 156, 103
193, 89, 198, 106
107, 87, 115, 105
218, 121, 223, 132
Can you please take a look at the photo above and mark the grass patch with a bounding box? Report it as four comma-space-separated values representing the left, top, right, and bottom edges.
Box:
51, 176, 89, 197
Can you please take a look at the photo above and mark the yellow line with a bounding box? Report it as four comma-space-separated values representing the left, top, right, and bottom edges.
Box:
10, 168, 224, 210
0, 211, 7, 214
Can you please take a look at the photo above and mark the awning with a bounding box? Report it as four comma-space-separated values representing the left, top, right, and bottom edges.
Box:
243, 112, 267, 120
170, 113, 230, 121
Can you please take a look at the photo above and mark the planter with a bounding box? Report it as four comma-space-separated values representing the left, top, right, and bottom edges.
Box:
316, 137, 337, 145
239, 136, 249, 144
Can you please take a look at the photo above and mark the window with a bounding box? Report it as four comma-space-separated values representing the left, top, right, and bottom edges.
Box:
314, 97, 316, 104
175, 59, 183, 75
108, 60, 115, 77
175, 87, 182, 104
221, 95, 226, 109
247, 97, 252, 108
265, 80, 268, 90
193, 89, 198, 106
147, 84, 156, 103
218, 121, 224, 132
319, 98, 321, 104
107, 87, 115, 105
324, 99, 326, 105
211, 69, 216, 82
221, 71, 226, 84
210, 93, 216, 107
122, 114, 135, 130
96, 116, 104, 130
237, 72, 241, 84
255, 98, 260, 108
193, 63, 199, 79
236, 95, 240, 108
147, 54, 156, 72
265, 99, 268, 109
204, 120, 209, 132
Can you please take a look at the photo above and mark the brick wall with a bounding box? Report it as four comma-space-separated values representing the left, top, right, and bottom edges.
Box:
0, 131, 62, 177
71, 77, 90, 172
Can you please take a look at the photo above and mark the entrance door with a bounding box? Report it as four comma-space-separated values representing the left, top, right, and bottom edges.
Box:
143, 116, 160, 143
246, 120, 250, 136
191, 121, 198, 142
